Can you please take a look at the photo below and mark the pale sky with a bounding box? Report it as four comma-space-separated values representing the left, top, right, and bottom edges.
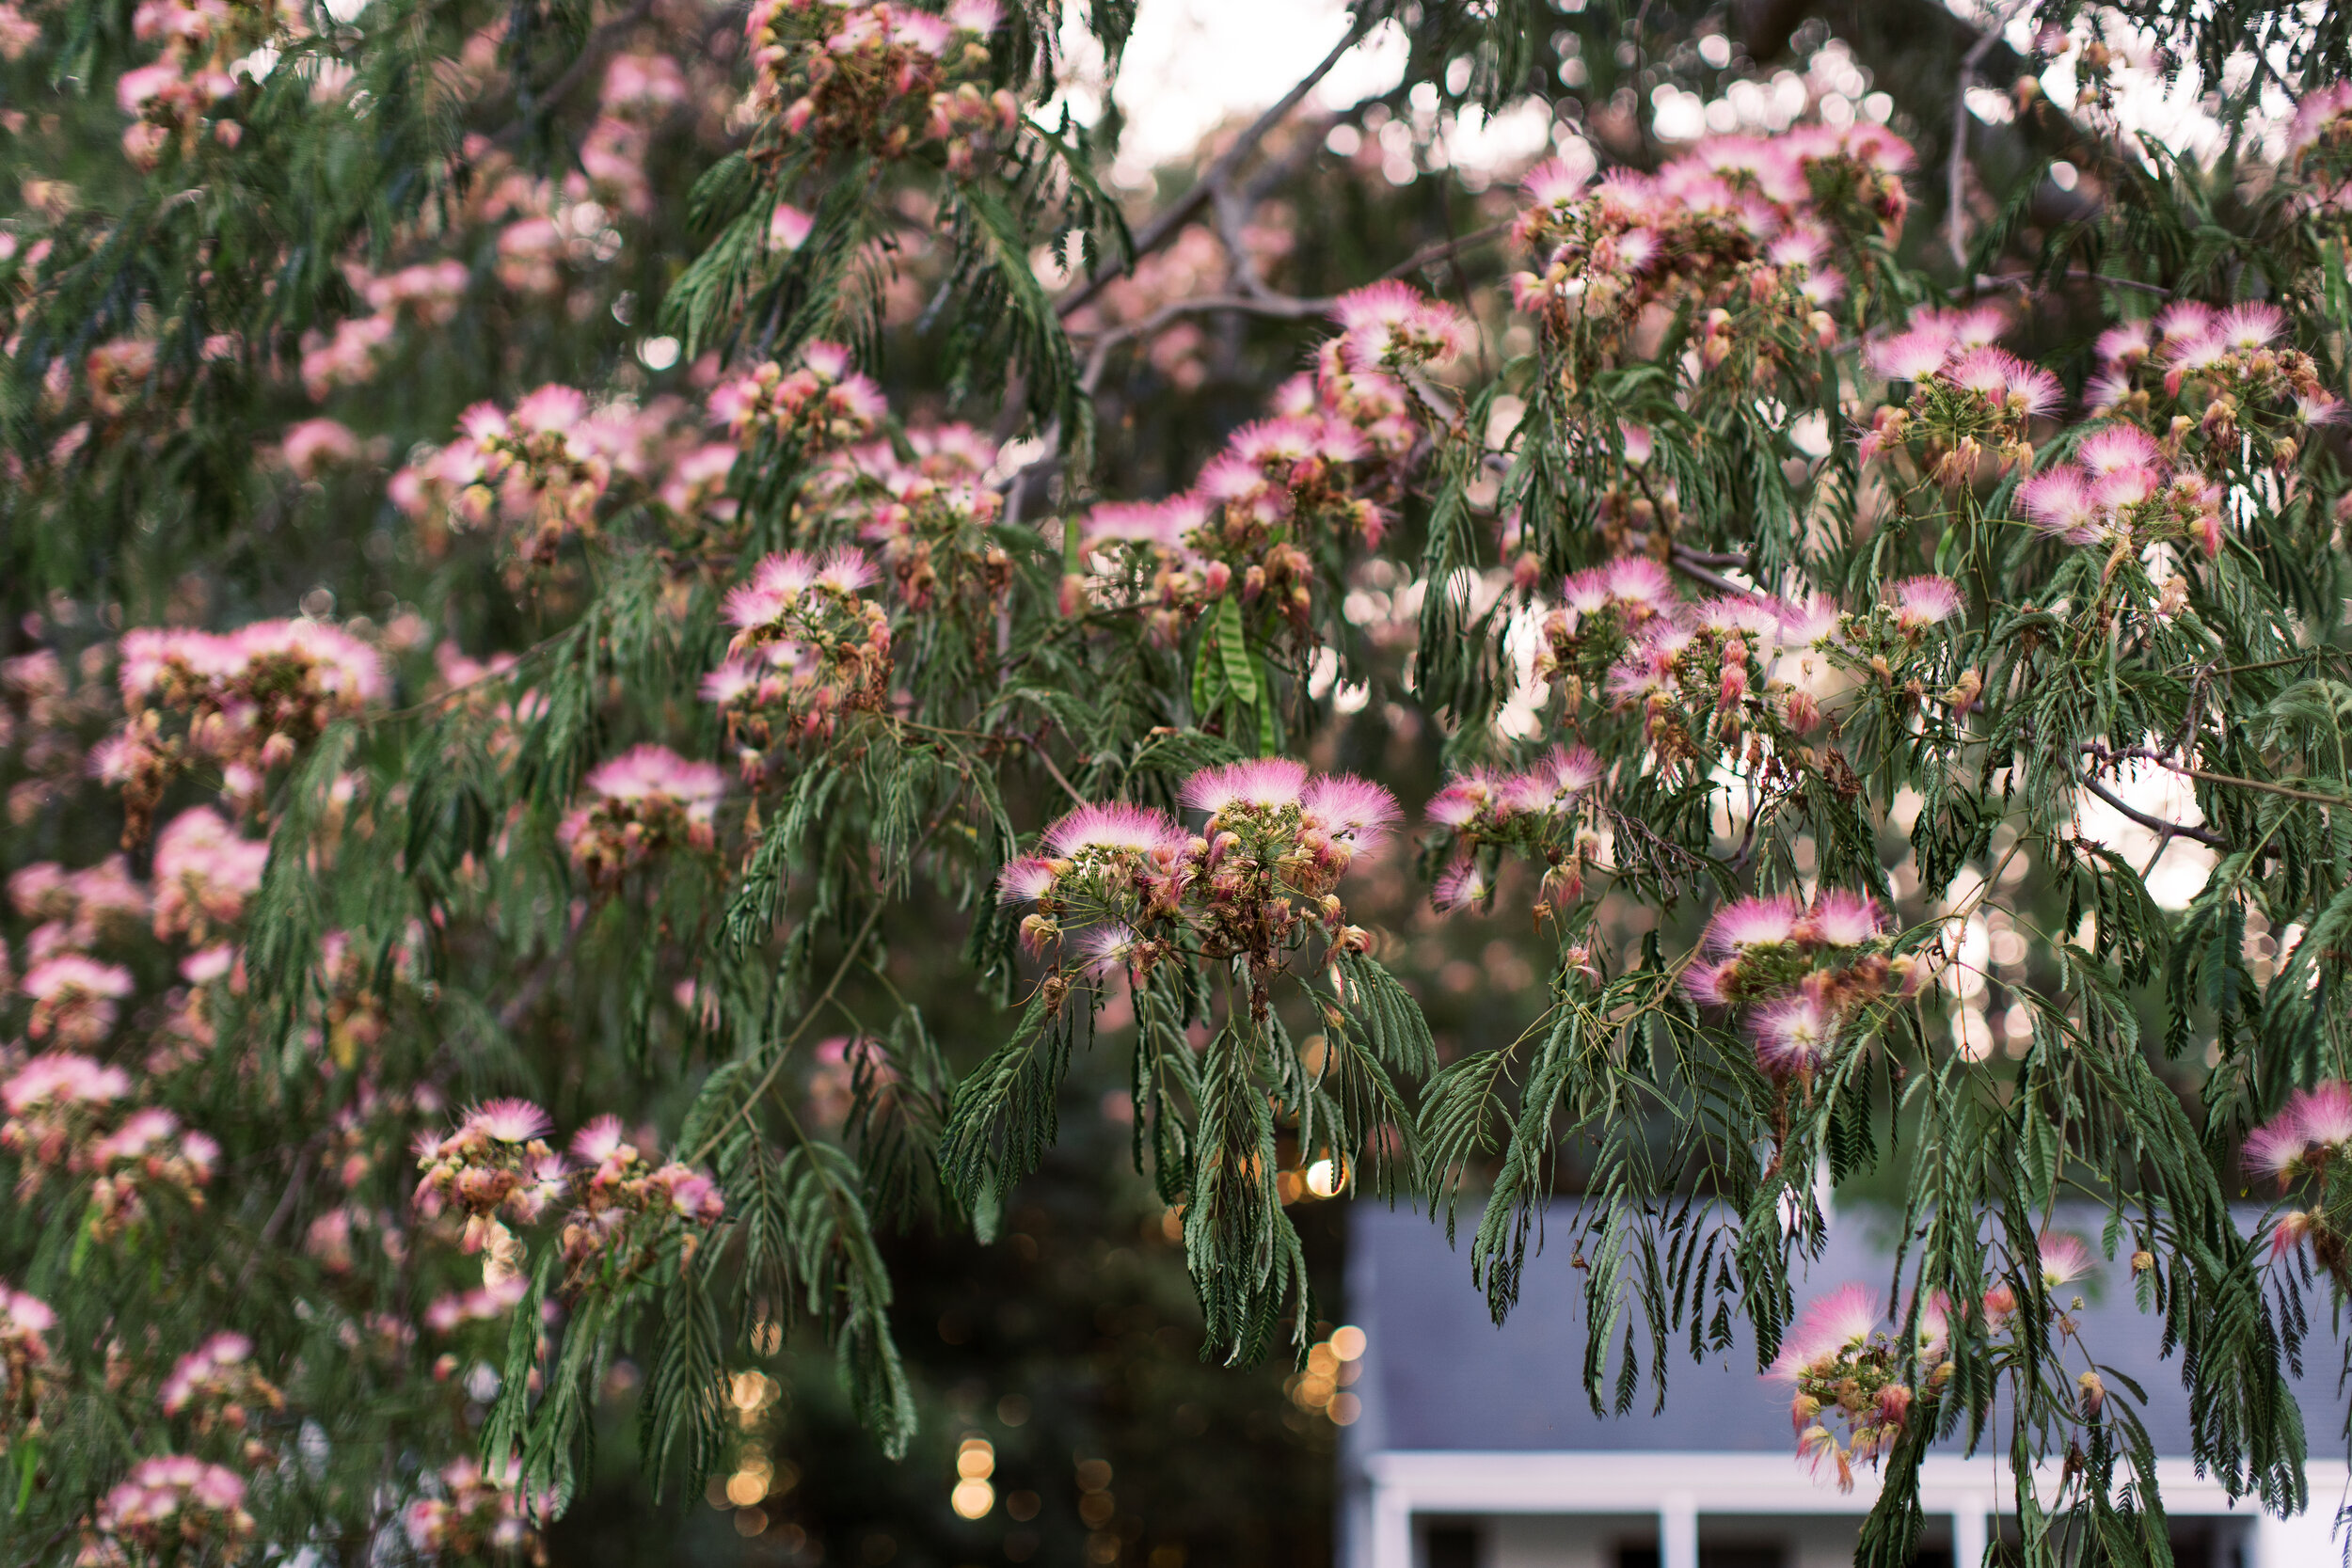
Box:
1060, 0, 2308, 186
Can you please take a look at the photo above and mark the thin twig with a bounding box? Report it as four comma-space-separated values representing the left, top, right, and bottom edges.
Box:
1054, 14, 1372, 322
361, 626, 574, 726
1023, 733, 1089, 807
1211, 181, 1275, 301
899, 719, 1089, 806
2085, 742, 2349, 808
1976, 269, 2172, 298
687, 896, 892, 1166
1377, 222, 1510, 282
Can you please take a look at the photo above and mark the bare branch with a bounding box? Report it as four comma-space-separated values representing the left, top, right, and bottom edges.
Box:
1378, 222, 1510, 282
2083, 741, 2350, 809
1976, 269, 2174, 298
1946, 10, 2012, 270
1666, 546, 1753, 597
2081, 775, 2232, 851
1054, 13, 1372, 322
1076, 292, 1335, 397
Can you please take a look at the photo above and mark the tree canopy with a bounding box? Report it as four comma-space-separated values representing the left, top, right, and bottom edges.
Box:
6, 0, 2352, 1564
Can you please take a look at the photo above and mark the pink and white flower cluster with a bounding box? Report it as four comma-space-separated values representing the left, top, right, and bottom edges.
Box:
1859, 305, 2065, 481
2288, 84, 2352, 168
1771, 1232, 2108, 1485
2083, 300, 2335, 448
411, 1100, 570, 1257
744, 0, 1016, 173
96, 618, 387, 842
1327, 278, 1475, 374
395, 386, 617, 567
87, 1455, 254, 1563
557, 744, 728, 884
2244, 1082, 2352, 1281
20, 954, 138, 1046
1534, 563, 1874, 769
2018, 422, 2226, 559
813, 423, 1010, 610
1425, 746, 1604, 917
571, 53, 689, 219
85, 1105, 222, 1240
2, 1053, 219, 1239
706, 547, 894, 766
707, 341, 886, 455
297, 259, 471, 399
403, 1456, 545, 1560
115, 0, 288, 169
1508, 126, 1913, 373
413, 1101, 723, 1294
1077, 284, 1442, 645
996, 758, 1399, 1002
151, 806, 269, 944
558, 1115, 726, 1284
0, 1285, 55, 1433
393, 386, 743, 558
1683, 890, 1919, 1082
1770, 1284, 1947, 1491
158, 1332, 283, 1437
10, 855, 148, 953
2245, 1081, 2352, 1188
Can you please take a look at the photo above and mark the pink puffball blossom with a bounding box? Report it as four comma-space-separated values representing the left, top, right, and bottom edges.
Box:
2243, 1081, 2352, 1186
152, 806, 270, 942
1430, 858, 1492, 913
560, 745, 728, 881
1771, 1284, 1884, 1381
1041, 802, 1188, 861
2034, 1232, 2097, 1291
1181, 757, 1310, 816
1704, 894, 1804, 957
402, 1456, 544, 1558
1886, 575, 1961, 633
94, 1456, 256, 1560
1752, 992, 1836, 1078
1329, 279, 1476, 371
22, 955, 136, 1045
1301, 773, 1403, 849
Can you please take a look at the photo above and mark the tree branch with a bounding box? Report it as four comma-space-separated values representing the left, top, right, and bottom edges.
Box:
2085, 742, 2351, 809
1666, 545, 1753, 597
1947, 10, 2011, 270
1054, 13, 1372, 322
1976, 269, 2174, 298
1076, 292, 1335, 397
2081, 775, 2231, 851
1378, 222, 1510, 282
687, 895, 892, 1166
